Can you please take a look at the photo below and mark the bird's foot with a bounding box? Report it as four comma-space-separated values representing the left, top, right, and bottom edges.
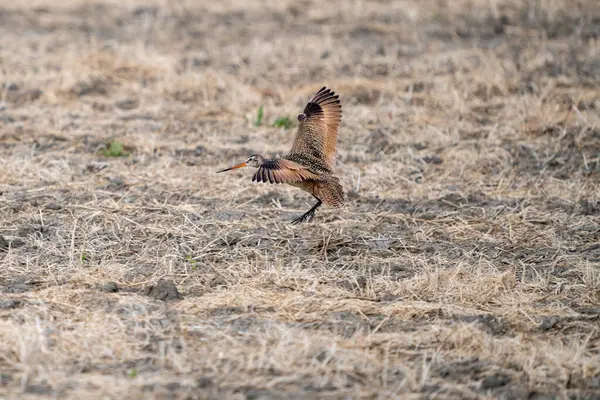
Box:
291, 199, 322, 225
291, 209, 316, 225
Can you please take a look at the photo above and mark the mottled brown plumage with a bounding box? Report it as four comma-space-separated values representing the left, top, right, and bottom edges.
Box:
217, 86, 343, 224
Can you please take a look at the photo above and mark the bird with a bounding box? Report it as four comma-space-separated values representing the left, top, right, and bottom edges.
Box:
217, 86, 344, 224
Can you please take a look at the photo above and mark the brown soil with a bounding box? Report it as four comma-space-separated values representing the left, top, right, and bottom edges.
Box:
0, 0, 599, 398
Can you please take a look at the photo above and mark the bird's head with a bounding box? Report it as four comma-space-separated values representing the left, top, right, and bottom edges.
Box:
217, 154, 264, 173
245, 154, 264, 167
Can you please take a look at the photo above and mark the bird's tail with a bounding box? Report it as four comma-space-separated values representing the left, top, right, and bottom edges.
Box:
318, 177, 344, 207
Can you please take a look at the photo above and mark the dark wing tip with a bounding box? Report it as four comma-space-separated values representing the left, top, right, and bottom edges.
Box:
309, 87, 339, 105
251, 161, 291, 185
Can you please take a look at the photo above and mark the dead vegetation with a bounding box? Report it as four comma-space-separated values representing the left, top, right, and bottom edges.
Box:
0, 0, 599, 398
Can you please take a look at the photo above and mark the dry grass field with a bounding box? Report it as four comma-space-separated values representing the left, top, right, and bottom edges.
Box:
1, 0, 599, 398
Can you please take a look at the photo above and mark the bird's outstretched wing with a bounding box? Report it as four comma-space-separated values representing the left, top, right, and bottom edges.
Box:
289, 87, 342, 171
252, 159, 319, 184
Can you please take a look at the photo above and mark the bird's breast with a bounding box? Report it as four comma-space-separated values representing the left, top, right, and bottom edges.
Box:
288, 181, 315, 193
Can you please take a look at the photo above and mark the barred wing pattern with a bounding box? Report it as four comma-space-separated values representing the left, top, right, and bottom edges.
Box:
252, 159, 319, 184
289, 87, 342, 172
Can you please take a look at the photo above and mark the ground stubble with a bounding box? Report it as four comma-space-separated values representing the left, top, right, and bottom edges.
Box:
0, 0, 599, 398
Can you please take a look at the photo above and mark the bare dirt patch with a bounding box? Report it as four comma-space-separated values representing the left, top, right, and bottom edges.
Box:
1, 0, 599, 398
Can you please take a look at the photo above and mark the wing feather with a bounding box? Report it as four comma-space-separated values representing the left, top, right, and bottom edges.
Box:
268, 169, 275, 184
289, 87, 342, 171
252, 159, 319, 184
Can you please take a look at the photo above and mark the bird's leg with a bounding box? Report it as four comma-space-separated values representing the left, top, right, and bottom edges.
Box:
291, 197, 322, 224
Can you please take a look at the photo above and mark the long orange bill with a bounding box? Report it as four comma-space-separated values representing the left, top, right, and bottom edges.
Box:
216, 162, 247, 173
